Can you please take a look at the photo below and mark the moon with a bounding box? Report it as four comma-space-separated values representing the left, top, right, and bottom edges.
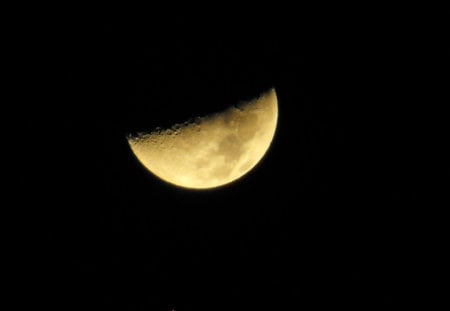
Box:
127, 88, 278, 189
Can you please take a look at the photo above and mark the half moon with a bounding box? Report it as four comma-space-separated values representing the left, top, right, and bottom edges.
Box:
127, 88, 278, 189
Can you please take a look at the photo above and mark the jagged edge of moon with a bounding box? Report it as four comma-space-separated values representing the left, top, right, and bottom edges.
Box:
126, 89, 272, 143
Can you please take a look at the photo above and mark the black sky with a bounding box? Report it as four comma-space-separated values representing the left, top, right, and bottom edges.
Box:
19, 10, 426, 311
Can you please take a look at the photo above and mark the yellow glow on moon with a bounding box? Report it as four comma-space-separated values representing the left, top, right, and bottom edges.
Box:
127, 88, 278, 189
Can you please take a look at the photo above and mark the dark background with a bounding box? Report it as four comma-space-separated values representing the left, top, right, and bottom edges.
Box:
21, 9, 426, 311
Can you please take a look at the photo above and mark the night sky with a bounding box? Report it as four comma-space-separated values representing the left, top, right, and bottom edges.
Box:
22, 10, 424, 311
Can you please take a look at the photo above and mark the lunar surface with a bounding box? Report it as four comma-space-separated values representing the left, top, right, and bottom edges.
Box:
127, 88, 278, 189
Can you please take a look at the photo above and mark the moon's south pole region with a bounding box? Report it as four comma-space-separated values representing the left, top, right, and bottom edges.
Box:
127, 88, 278, 189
